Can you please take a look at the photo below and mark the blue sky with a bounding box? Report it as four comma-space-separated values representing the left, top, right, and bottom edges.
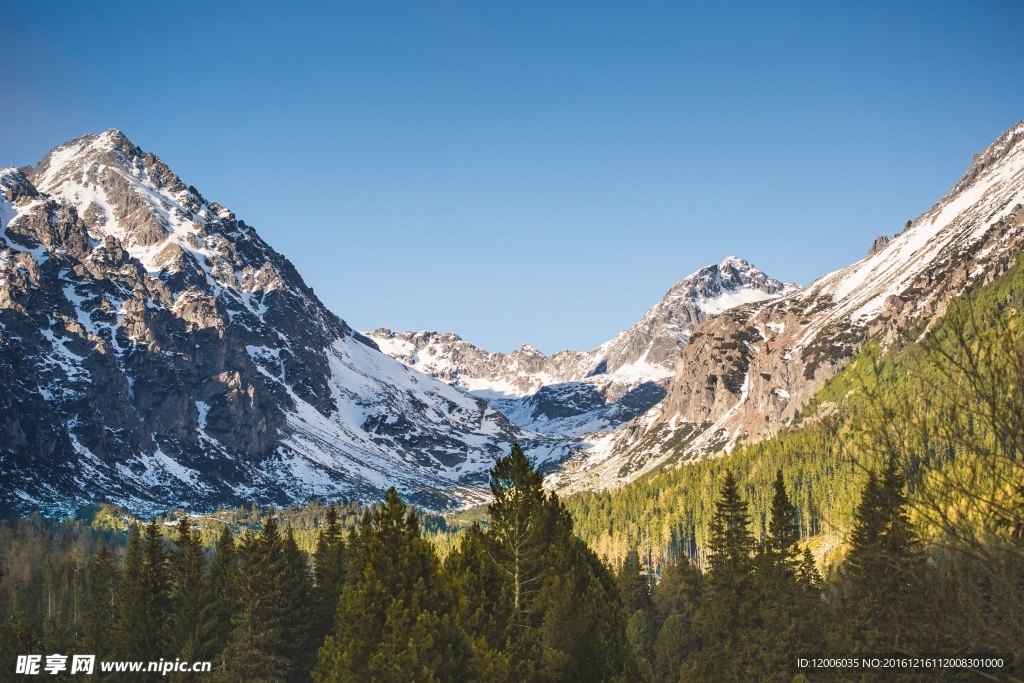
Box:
5, 2, 1024, 353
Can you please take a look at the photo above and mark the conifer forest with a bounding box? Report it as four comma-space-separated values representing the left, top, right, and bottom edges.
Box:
5, 195, 1024, 683
2, 252, 1024, 683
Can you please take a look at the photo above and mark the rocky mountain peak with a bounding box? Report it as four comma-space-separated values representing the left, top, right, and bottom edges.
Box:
592, 257, 787, 376
3, 129, 566, 516
585, 120, 1024, 491
659, 256, 786, 311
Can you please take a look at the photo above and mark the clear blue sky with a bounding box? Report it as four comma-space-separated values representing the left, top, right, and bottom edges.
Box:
5, 1, 1023, 353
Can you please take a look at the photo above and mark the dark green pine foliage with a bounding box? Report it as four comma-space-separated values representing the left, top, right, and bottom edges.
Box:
532, 503, 646, 683
314, 487, 475, 683
142, 518, 171, 656
281, 525, 316, 681
617, 549, 655, 668
198, 526, 240, 673
312, 504, 346, 646
650, 554, 703, 683
217, 518, 290, 683
81, 538, 120, 660
486, 443, 551, 635
114, 520, 170, 661
472, 444, 642, 682
444, 523, 514, 680
112, 523, 144, 660
617, 549, 653, 615
837, 457, 928, 655
797, 547, 822, 590
168, 515, 207, 669
750, 470, 825, 681
681, 470, 759, 682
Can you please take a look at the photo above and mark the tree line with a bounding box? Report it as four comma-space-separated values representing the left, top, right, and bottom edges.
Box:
5, 440, 1020, 681
3, 260, 1024, 681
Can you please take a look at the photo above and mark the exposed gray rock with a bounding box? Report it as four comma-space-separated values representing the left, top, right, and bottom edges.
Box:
867, 234, 890, 257
590, 122, 1024, 483
368, 257, 788, 437
0, 132, 559, 516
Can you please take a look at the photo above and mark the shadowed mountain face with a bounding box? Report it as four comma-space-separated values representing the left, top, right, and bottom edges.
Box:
554, 121, 1024, 492
4, 121, 1023, 515
368, 257, 788, 438
0, 131, 571, 515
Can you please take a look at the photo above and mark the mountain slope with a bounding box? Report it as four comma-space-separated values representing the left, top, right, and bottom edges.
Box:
368, 257, 788, 438
559, 121, 1024, 491
0, 131, 569, 515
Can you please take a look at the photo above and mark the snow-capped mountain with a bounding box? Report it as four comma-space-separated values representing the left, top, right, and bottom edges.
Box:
368, 258, 788, 438
4, 121, 1023, 514
547, 121, 1024, 493
0, 131, 572, 515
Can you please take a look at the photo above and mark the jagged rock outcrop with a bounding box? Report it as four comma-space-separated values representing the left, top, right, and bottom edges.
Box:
369, 258, 788, 438
0, 131, 569, 515
548, 121, 1024, 491
5, 120, 1024, 512
867, 234, 890, 257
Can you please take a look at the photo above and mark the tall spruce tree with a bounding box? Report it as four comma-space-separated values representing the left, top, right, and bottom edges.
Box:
486, 444, 551, 634
838, 458, 928, 655
168, 515, 206, 670
750, 470, 825, 681
312, 505, 346, 646
281, 525, 316, 681
217, 518, 289, 682
81, 538, 119, 660
681, 470, 759, 682
650, 551, 704, 682
113, 523, 144, 660
444, 522, 514, 681
313, 488, 475, 683
141, 517, 171, 657
462, 445, 642, 682
112, 520, 172, 662
199, 526, 239, 673
617, 549, 655, 667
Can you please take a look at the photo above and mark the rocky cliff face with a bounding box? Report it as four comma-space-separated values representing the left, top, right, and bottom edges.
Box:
5, 122, 1022, 513
368, 258, 787, 438
0, 131, 569, 515
547, 121, 1024, 492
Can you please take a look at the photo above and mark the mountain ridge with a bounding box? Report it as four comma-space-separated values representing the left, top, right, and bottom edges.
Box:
0, 130, 571, 515
367, 257, 789, 442
551, 120, 1024, 492
3, 121, 1024, 514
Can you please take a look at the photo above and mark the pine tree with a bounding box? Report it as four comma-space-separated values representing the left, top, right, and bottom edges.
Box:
444, 523, 514, 679
764, 469, 800, 568
650, 553, 703, 624
81, 538, 119, 660
796, 547, 822, 590
532, 506, 645, 683
281, 525, 316, 681
681, 470, 758, 682
472, 446, 642, 682
141, 517, 171, 657
616, 549, 652, 615
750, 470, 825, 681
199, 526, 240, 673
617, 549, 654, 666
217, 519, 289, 682
113, 523, 147, 660
312, 505, 346, 646
168, 515, 206, 670
313, 488, 475, 683
486, 444, 551, 634
838, 458, 928, 654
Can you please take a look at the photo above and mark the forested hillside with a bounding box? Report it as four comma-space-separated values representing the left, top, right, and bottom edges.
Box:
2, 259, 1023, 680
566, 255, 1024, 573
